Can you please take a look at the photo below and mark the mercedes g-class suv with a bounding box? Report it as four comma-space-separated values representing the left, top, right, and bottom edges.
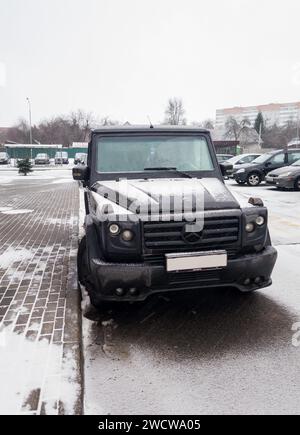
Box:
73, 126, 277, 307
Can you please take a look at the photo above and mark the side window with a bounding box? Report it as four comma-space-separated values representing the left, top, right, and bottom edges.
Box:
270, 153, 285, 165
288, 152, 300, 164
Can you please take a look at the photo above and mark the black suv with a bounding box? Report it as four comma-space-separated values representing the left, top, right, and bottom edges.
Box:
233, 149, 300, 186
73, 126, 277, 307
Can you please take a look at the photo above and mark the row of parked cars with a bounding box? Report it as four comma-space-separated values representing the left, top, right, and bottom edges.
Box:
217, 149, 300, 190
0, 152, 87, 166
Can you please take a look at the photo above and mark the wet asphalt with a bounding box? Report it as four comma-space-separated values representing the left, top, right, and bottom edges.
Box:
83, 181, 300, 415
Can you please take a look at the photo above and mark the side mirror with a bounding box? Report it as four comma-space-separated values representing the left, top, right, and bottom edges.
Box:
72, 165, 89, 182
220, 162, 233, 177
265, 161, 272, 167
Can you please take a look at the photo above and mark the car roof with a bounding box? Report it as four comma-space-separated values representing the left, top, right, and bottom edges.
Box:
92, 125, 209, 134
267, 148, 300, 154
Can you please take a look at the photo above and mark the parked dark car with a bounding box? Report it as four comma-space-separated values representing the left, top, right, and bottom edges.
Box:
233, 149, 300, 186
72, 126, 277, 308
227, 153, 261, 178
34, 153, 50, 165
55, 151, 69, 165
266, 159, 300, 190
74, 152, 87, 165
0, 152, 10, 165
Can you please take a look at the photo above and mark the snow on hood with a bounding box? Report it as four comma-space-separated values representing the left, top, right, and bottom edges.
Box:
91, 177, 240, 218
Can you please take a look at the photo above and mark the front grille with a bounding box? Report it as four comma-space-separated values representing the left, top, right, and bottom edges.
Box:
168, 270, 220, 284
152, 269, 221, 290
143, 216, 240, 253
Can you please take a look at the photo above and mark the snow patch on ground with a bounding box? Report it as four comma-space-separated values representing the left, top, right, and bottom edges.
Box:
0, 247, 33, 269
45, 216, 78, 226
0, 324, 79, 415
52, 179, 74, 184
1, 209, 34, 215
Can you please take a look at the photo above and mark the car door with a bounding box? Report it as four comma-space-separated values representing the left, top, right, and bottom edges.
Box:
288, 150, 300, 165
264, 152, 287, 175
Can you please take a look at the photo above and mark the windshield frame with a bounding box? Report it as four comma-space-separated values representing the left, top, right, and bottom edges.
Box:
292, 159, 300, 167
90, 132, 221, 182
94, 132, 217, 178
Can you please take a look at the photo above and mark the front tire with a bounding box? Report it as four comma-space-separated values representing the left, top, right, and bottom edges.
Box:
294, 177, 300, 191
77, 236, 111, 310
247, 172, 261, 186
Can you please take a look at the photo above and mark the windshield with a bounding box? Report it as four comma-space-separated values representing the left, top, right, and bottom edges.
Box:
292, 159, 300, 167
226, 155, 244, 164
251, 153, 273, 164
36, 154, 47, 158
96, 135, 214, 173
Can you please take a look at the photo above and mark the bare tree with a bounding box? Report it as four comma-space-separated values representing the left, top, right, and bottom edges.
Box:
192, 119, 215, 129
225, 116, 251, 140
164, 98, 186, 125
99, 116, 120, 127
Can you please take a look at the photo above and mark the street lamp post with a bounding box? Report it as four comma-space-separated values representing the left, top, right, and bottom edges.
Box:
26, 97, 33, 161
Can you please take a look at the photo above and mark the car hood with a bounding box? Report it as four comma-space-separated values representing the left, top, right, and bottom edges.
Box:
268, 166, 300, 176
91, 177, 240, 216
234, 162, 260, 170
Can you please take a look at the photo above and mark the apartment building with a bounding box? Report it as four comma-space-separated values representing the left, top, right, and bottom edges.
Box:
216, 101, 300, 128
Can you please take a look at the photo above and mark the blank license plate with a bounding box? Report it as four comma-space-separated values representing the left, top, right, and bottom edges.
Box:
166, 251, 228, 272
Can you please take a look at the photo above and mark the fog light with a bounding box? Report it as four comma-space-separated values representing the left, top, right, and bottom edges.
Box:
254, 276, 262, 284
245, 222, 255, 233
121, 230, 134, 241
244, 278, 251, 286
109, 224, 120, 235
115, 288, 124, 296
129, 287, 138, 296
255, 216, 265, 226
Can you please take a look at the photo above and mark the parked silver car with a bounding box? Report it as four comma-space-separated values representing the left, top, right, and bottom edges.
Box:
0, 152, 10, 165
266, 159, 300, 190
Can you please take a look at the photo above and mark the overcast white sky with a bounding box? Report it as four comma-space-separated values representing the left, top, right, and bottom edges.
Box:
1, 0, 300, 127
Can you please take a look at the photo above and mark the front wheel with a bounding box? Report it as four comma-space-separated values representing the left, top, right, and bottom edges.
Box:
247, 172, 261, 186
294, 177, 300, 191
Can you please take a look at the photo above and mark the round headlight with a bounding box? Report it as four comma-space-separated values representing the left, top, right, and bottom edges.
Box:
255, 216, 265, 226
245, 222, 255, 233
109, 224, 120, 235
121, 230, 134, 241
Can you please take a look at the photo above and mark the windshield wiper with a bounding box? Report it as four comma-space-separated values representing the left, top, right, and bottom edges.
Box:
144, 167, 195, 179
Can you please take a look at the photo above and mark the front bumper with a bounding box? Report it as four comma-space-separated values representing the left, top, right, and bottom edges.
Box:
87, 246, 278, 302
266, 176, 294, 189
233, 172, 248, 183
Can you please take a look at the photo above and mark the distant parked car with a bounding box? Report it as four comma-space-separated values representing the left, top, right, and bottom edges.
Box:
216, 154, 234, 163
34, 153, 50, 165
0, 152, 10, 165
74, 153, 87, 165
266, 159, 300, 190
55, 151, 69, 165
227, 153, 262, 178
233, 149, 300, 186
